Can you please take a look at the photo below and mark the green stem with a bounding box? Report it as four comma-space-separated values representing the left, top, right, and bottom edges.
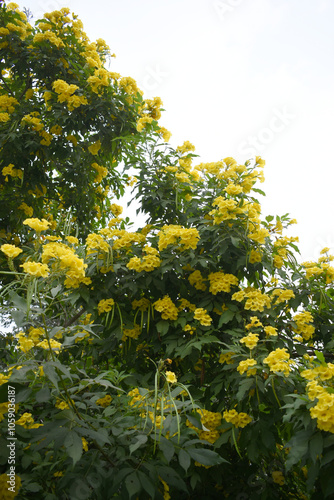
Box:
271, 378, 281, 408
232, 426, 242, 459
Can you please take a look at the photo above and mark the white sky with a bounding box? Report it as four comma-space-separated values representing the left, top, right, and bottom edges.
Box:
19, 0, 334, 261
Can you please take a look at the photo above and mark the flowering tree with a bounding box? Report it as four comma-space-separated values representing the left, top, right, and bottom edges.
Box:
1, 2, 334, 500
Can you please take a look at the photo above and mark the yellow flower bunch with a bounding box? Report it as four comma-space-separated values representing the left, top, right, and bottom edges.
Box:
88, 140, 101, 156
92, 162, 108, 183
97, 298, 114, 314
272, 471, 285, 485
208, 271, 239, 295
210, 197, 242, 223
2, 163, 23, 181
37, 339, 62, 353
107, 229, 146, 250
132, 298, 151, 311
154, 296, 178, 321
232, 287, 271, 312
158, 225, 200, 251
178, 298, 196, 312
186, 409, 222, 444
52, 79, 88, 111
86, 233, 109, 253
224, 182, 243, 195
264, 326, 278, 337
188, 270, 207, 291
237, 358, 257, 376
23, 218, 50, 232
122, 324, 141, 340
223, 409, 252, 428
0, 473, 21, 499
309, 388, 334, 433
176, 141, 195, 154
271, 288, 295, 304
16, 412, 42, 429
240, 333, 259, 350
21, 261, 50, 277
18, 202, 33, 217
247, 226, 270, 244
245, 316, 263, 330
42, 242, 88, 288
127, 246, 161, 272
301, 363, 334, 382
249, 249, 262, 263
219, 352, 235, 364
16, 332, 34, 353
263, 348, 291, 376
292, 311, 315, 341
193, 308, 212, 326
96, 395, 112, 407
0, 244, 22, 258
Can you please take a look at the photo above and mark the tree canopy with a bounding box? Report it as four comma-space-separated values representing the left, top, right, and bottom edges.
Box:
1, 3, 334, 500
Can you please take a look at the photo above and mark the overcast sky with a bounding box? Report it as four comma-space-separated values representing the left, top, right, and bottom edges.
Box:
19, 0, 334, 261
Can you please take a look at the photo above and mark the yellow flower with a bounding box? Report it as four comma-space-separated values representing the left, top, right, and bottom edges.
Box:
96, 395, 112, 407
23, 218, 50, 232
21, 262, 50, 277
0, 244, 22, 258
237, 358, 257, 376
223, 409, 252, 428
165, 371, 177, 384
193, 308, 212, 326
88, 140, 101, 156
97, 298, 114, 314
272, 471, 285, 485
82, 437, 89, 452
154, 295, 178, 320
240, 333, 259, 350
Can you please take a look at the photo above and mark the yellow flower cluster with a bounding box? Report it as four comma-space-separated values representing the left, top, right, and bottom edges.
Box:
193, 308, 212, 326
42, 242, 89, 288
249, 249, 262, 263
122, 324, 141, 340
240, 333, 259, 350
0, 473, 21, 499
210, 197, 242, 223
37, 338, 62, 353
158, 225, 200, 251
302, 256, 334, 284
271, 288, 295, 304
176, 141, 195, 154
16, 412, 42, 429
178, 298, 196, 312
20, 261, 50, 278
208, 271, 239, 294
245, 316, 263, 330
264, 326, 278, 337
52, 79, 88, 111
0, 244, 22, 258
86, 233, 109, 254
272, 471, 285, 485
101, 229, 146, 251
308, 383, 334, 433
219, 352, 235, 364
237, 358, 257, 376
2, 163, 23, 182
18, 202, 33, 216
132, 298, 151, 311
188, 270, 207, 291
23, 218, 50, 232
263, 348, 291, 376
292, 311, 315, 341
187, 409, 222, 444
97, 298, 114, 314
223, 409, 252, 428
96, 395, 112, 407
92, 162, 108, 183
0, 374, 9, 386
232, 287, 271, 312
127, 246, 161, 272
154, 296, 178, 321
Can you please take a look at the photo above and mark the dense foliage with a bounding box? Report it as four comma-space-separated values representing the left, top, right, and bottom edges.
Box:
1, 3, 334, 499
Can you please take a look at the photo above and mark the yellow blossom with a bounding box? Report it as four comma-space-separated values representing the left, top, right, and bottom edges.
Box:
1, 244, 22, 258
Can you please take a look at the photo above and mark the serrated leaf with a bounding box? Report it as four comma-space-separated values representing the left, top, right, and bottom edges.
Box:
43, 363, 59, 390
187, 447, 226, 466
35, 387, 51, 403
125, 472, 141, 499
178, 449, 191, 472
159, 436, 175, 463
129, 434, 147, 455
64, 430, 83, 466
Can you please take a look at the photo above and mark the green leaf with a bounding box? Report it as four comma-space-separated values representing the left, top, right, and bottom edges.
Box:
159, 436, 175, 463
24, 483, 42, 492
187, 447, 226, 466
314, 350, 326, 365
178, 449, 191, 472
64, 430, 83, 466
156, 320, 169, 335
43, 363, 59, 390
35, 387, 51, 403
309, 432, 323, 464
125, 472, 141, 499
218, 310, 234, 326
129, 434, 148, 455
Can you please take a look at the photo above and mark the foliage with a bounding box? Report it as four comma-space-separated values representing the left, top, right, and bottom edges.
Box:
1, 3, 334, 499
